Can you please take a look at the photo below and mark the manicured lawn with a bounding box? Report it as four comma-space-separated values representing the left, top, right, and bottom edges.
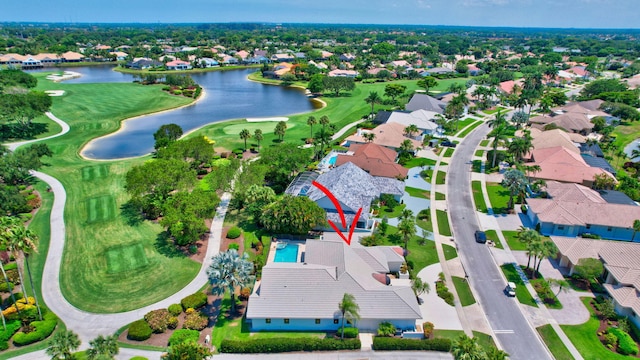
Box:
479, 139, 490, 147
484, 106, 507, 115
436, 210, 451, 236
486, 182, 510, 214
443, 148, 454, 158
454, 117, 476, 132
456, 121, 483, 138
452, 276, 476, 306
405, 186, 430, 199
503, 230, 525, 250
537, 324, 574, 360
435, 192, 445, 200
3, 113, 63, 141
380, 226, 438, 273
417, 216, 433, 233
612, 120, 640, 150
381, 204, 407, 218
403, 157, 437, 169
474, 150, 484, 157
433, 330, 496, 349
500, 264, 538, 307
31, 73, 200, 312
442, 243, 458, 260
471, 180, 487, 212
485, 230, 503, 249
562, 297, 636, 360
435, 171, 446, 184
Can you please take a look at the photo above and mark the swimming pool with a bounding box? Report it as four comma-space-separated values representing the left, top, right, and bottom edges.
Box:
327, 154, 337, 165
274, 243, 299, 263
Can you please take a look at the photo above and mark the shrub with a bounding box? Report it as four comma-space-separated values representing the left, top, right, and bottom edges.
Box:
144, 309, 172, 333
0, 282, 15, 293
181, 292, 207, 310
127, 320, 152, 341
377, 322, 396, 337
609, 328, 638, 355
0, 320, 21, 350
423, 322, 434, 339
436, 281, 455, 306
168, 316, 178, 330
603, 332, 618, 347
228, 243, 240, 251
220, 337, 361, 353
169, 329, 200, 346
372, 336, 451, 351
183, 312, 208, 331
227, 226, 242, 239
337, 327, 359, 339
239, 287, 251, 301
168, 304, 183, 316
12, 312, 57, 346
130, 357, 148, 360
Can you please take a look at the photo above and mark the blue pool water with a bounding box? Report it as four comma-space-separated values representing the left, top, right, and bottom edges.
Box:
328, 154, 338, 165
274, 244, 299, 263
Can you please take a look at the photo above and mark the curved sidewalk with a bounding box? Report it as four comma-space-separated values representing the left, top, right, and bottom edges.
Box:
34, 169, 229, 347
5, 112, 70, 151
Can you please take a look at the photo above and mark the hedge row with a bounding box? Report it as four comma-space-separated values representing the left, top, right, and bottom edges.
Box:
0, 320, 21, 350
372, 336, 452, 351
169, 329, 200, 346
128, 320, 152, 341
337, 327, 359, 339
220, 337, 361, 353
12, 312, 58, 346
181, 292, 207, 310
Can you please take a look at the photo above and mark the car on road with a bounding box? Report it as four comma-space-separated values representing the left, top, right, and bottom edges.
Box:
441, 140, 457, 147
505, 282, 517, 297
474, 230, 487, 243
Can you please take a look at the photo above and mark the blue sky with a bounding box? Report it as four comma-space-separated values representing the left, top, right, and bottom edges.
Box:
2, 0, 637, 29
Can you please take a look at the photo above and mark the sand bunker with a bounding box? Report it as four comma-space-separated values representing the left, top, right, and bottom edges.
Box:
46, 71, 81, 82
246, 116, 289, 122
45, 90, 65, 97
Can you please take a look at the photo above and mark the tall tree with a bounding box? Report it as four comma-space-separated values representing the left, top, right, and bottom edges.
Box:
384, 83, 407, 103
208, 249, 254, 314
253, 129, 263, 150
535, 240, 558, 276
451, 334, 485, 360
508, 136, 533, 164
306, 115, 317, 139
274, 121, 287, 142
338, 293, 360, 340
417, 76, 438, 95
488, 125, 508, 168
501, 169, 528, 210
260, 195, 326, 234
86, 335, 119, 360
239, 128, 251, 151
46, 330, 81, 360
404, 124, 420, 138
398, 211, 416, 251
319, 115, 330, 132
517, 227, 541, 269
364, 91, 381, 118
153, 123, 183, 149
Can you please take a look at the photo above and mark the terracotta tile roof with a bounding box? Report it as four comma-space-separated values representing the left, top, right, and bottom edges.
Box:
529, 113, 594, 133
544, 181, 605, 203
335, 143, 408, 179
344, 122, 421, 150
529, 146, 612, 185
527, 196, 640, 229
61, 51, 84, 61
498, 79, 523, 94
530, 129, 580, 154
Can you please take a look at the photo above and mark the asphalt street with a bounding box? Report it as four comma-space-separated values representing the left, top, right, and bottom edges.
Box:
446, 122, 552, 360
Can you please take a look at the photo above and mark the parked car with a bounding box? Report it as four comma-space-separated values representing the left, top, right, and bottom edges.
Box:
474, 230, 487, 243
505, 282, 517, 297
441, 140, 457, 147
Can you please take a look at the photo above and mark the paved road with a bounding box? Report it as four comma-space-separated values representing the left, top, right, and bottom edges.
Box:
446, 123, 552, 360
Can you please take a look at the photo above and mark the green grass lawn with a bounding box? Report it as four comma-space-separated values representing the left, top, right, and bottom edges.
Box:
405, 186, 430, 199
484, 230, 503, 249
380, 204, 406, 218
562, 298, 636, 360
433, 330, 496, 349
29, 73, 201, 312
435, 192, 445, 200
435, 171, 446, 184
436, 210, 451, 236
403, 157, 437, 169
443, 148, 454, 157
442, 243, 458, 260
3, 113, 63, 142
452, 276, 476, 306
379, 226, 438, 273
474, 149, 484, 157
479, 139, 490, 147
417, 214, 433, 233
501, 264, 538, 307
484, 106, 507, 115
502, 230, 525, 250
456, 121, 483, 138
471, 180, 487, 212
486, 182, 510, 214
537, 325, 575, 360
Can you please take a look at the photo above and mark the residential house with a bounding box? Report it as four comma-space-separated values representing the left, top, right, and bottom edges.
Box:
308, 60, 328, 70
344, 122, 421, 151
246, 237, 420, 331
498, 79, 524, 94
328, 69, 358, 77
109, 51, 128, 61
286, 162, 404, 231
467, 64, 482, 76
235, 50, 250, 61
220, 55, 239, 65
422, 67, 453, 76
319, 51, 334, 60
529, 113, 594, 134
126, 59, 162, 70
61, 51, 85, 62
386, 110, 441, 137
340, 53, 356, 62
526, 181, 637, 240
198, 58, 219, 68
526, 146, 614, 187
165, 60, 192, 70
405, 94, 446, 114
525, 128, 581, 160
0, 53, 26, 65
550, 237, 640, 328
271, 53, 295, 62
21, 56, 42, 69
335, 143, 408, 179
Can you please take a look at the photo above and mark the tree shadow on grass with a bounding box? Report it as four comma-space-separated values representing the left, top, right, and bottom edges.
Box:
155, 231, 186, 258
120, 200, 144, 226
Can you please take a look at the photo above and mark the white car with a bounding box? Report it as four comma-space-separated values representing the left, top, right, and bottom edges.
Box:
505, 282, 516, 297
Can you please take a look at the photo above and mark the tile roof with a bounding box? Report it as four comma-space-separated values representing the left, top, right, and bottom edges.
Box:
247, 238, 421, 320
344, 122, 421, 150
387, 110, 439, 131
335, 143, 408, 179
529, 113, 594, 133
405, 94, 447, 114
529, 146, 611, 184
530, 129, 580, 154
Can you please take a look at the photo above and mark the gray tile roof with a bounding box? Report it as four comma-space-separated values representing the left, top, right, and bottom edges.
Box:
405, 94, 446, 114
247, 239, 421, 320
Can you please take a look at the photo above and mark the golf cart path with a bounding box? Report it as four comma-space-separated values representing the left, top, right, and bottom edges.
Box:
4, 112, 70, 151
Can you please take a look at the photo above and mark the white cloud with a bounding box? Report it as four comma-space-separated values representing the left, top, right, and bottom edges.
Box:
417, 0, 432, 8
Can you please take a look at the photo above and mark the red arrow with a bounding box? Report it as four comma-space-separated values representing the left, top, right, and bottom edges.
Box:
312, 180, 362, 246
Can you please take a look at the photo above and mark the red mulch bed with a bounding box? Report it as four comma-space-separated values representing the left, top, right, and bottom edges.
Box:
220, 227, 245, 254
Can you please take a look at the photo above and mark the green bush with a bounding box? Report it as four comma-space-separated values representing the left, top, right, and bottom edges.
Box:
603, 332, 617, 347
130, 357, 148, 360
372, 336, 451, 351
377, 322, 396, 337
609, 327, 638, 355
337, 327, 359, 338
144, 309, 172, 333
423, 322, 434, 339
436, 281, 455, 306
181, 292, 207, 310
183, 312, 208, 331
4, 263, 17, 271
0, 281, 15, 292
127, 320, 153, 341
168, 316, 178, 330
228, 243, 240, 251
169, 329, 200, 346
0, 320, 21, 350
168, 303, 183, 316
12, 312, 57, 346
220, 337, 361, 353
227, 226, 242, 239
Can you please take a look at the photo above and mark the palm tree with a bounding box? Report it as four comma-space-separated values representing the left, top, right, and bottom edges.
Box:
502, 169, 528, 211
363, 132, 376, 143
547, 278, 570, 297
485, 346, 509, 360
274, 121, 287, 142
319, 115, 330, 132
0, 217, 21, 319
451, 334, 485, 360
536, 240, 558, 276
5, 221, 42, 320
253, 129, 263, 150
306, 116, 317, 139
399, 139, 414, 155
448, 82, 466, 95
488, 125, 508, 168
46, 330, 81, 360
364, 91, 381, 118
633, 220, 640, 242
337, 293, 360, 340
208, 249, 254, 314
517, 227, 541, 269
239, 128, 251, 151
404, 124, 420, 139
86, 335, 119, 360
508, 137, 533, 164
315, 128, 332, 159
487, 110, 508, 129
398, 215, 416, 251
411, 277, 431, 297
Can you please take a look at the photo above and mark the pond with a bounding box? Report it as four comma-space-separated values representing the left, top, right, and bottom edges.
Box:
34, 66, 318, 159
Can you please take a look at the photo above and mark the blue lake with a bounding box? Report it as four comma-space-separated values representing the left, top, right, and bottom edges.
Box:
34, 65, 318, 159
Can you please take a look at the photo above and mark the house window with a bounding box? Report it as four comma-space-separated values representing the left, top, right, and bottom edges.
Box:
557, 225, 565, 230
265, 318, 271, 324
284, 318, 290, 324
586, 224, 591, 229
315, 319, 321, 324
608, 227, 613, 232
333, 319, 339, 324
